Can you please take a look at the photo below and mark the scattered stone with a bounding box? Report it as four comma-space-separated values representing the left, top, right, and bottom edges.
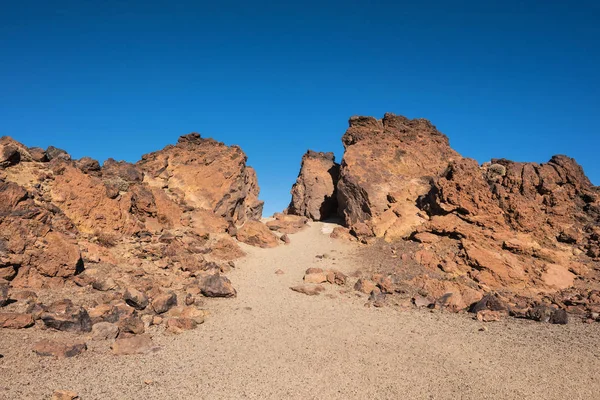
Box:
326, 270, 347, 285
550, 309, 569, 325
305, 267, 324, 274
111, 334, 160, 355
0, 312, 34, 329
124, 288, 149, 310
412, 295, 434, 308
290, 285, 326, 296
184, 293, 195, 306
280, 234, 291, 244
200, 274, 236, 298
151, 292, 177, 314
33, 339, 87, 358
275, 269, 285, 275
236, 220, 279, 248
91, 322, 119, 340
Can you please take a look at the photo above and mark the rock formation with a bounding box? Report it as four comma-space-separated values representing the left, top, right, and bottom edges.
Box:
0, 133, 271, 346
287, 150, 339, 220
289, 113, 600, 321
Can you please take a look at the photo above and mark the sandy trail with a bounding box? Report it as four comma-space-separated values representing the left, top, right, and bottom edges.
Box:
2, 221, 600, 399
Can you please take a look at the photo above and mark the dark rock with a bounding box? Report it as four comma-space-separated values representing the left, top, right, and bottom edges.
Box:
200, 274, 236, 298
41, 299, 92, 333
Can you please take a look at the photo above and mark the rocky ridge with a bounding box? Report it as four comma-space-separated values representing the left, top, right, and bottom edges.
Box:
288, 113, 600, 323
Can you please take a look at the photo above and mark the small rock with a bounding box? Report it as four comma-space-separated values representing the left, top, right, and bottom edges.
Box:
119, 315, 145, 335
275, 269, 285, 275
305, 268, 324, 274
304, 272, 328, 284
124, 288, 149, 310
354, 279, 377, 294
412, 295, 434, 308
0, 312, 34, 329
184, 294, 195, 306
280, 234, 291, 244
151, 292, 177, 314
325, 270, 347, 286
51, 390, 79, 400
476, 310, 505, 322
550, 309, 569, 325
0, 283, 8, 307
91, 322, 119, 340
290, 285, 325, 296
92, 277, 117, 292
33, 339, 87, 358
200, 274, 236, 298
166, 317, 197, 334
112, 334, 160, 355
479, 326, 489, 332
152, 316, 163, 326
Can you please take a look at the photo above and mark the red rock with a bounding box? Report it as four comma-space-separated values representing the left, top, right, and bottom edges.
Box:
266, 213, 309, 234
476, 310, 505, 322
91, 322, 119, 340
51, 390, 79, 400
0, 312, 34, 328
290, 285, 325, 296
287, 150, 339, 221
354, 279, 377, 294
304, 272, 327, 284
111, 334, 160, 355
119, 315, 145, 335
236, 221, 279, 248
166, 317, 197, 334
33, 339, 87, 358
124, 288, 149, 310
151, 292, 177, 314
200, 274, 236, 298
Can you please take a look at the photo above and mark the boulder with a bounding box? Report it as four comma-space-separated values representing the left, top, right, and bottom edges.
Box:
265, 213, 309, 234
41, 300, 92, 333
151, 292, 177, 314
166, 317, 197, 334
304, 272, 328, 284
236, 220, 279, 248
287, 150, 340, 220
200, 274, 236, 298
124, 288, 149, 310
91, 322, 119, 340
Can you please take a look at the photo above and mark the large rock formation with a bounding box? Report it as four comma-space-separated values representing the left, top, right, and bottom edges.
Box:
289, 114, 600, 319
337, 114, 459, 240
286, 150, 339, 221
0, 133, 270, 344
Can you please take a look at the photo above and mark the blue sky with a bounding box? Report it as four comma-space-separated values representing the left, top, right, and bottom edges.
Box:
1, 1, 599, 216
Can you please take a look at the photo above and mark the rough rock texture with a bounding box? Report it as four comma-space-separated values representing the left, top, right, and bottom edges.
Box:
137, 133, 263, 225
287, 150, 340, 220
337, 114, 460, 241
293, 113, 600, 321
0, 133, 270, 343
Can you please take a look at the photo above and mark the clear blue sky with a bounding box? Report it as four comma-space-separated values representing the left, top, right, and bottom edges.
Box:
1, 1, 599, 216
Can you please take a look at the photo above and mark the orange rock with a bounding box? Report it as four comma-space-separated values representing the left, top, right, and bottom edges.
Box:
236, 221, 278, 248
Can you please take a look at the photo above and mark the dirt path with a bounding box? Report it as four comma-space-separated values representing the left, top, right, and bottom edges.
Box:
2, 221, 600, 399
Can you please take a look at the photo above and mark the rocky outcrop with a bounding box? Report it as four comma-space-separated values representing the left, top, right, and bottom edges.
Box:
0, 132, 270, 346
287, 150, 339, 220
337, 114, 460, 240
137, 133, 263, 225
292, 113, 600, 321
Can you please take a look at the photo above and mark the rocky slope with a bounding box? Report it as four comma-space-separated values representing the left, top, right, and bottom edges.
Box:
0, 133, 280, 352
289, 113, 600, 322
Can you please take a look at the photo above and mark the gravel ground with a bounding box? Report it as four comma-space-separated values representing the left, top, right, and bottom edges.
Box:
1, 222, 600, 399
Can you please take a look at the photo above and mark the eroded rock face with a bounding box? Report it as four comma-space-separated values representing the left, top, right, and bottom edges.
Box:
287, 150, 339, 221
337, 114, 460, 240
138, 133, 263, 225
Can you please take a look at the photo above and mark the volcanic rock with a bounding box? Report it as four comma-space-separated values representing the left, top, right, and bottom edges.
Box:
200, 274, 236, 298
41, 300, 92, 333
287, 150, 340, 220
0, 312, 35, 329
33, 339, 87, 358
124, 288, 149, 310
290, 284, 325, 296
111, 334, 160, 355
91, 322, 119, 340
151, 292, 177, 314
236, 220, 279, 248
266, 213, 309, 234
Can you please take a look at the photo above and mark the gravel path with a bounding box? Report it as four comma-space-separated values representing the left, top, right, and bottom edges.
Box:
1, 221, 600, 399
